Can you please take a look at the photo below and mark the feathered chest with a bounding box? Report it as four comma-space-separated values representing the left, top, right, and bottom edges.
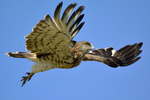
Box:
37, 54, 75, 68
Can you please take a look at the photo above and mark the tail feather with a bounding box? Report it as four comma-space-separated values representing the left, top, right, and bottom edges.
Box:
6, 52, 36, 58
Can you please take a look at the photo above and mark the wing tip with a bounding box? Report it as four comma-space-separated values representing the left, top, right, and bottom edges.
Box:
121, 56, 141, 67
59, 1, 63, 6
138, 42, 143, 48
116, 42, 143, 67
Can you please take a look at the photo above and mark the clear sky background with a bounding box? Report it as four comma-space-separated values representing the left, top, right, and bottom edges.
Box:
1, 0, 150, 100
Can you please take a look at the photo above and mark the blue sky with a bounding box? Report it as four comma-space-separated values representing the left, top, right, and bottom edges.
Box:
1, 0, 150, 100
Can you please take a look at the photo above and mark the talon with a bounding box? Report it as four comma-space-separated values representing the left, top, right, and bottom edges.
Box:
20, 72, 34, 87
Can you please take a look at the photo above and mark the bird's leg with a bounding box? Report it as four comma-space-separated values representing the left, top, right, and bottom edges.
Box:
20, 72, 34, 87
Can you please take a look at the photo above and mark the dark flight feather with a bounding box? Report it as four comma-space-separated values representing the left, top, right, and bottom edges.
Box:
83, 42, 143, 68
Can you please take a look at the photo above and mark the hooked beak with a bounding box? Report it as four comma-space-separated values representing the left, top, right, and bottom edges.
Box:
90, 44, 95, 50
92, 45, 95, 50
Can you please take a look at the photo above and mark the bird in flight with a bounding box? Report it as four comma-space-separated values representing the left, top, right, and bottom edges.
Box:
7, 2, 143, 86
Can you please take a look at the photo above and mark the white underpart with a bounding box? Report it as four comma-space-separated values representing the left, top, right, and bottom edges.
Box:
111, 49, 116, 56
31, 61, 55, 73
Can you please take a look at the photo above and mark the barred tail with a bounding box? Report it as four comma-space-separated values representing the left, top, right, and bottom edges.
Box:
6, 52, 36, 58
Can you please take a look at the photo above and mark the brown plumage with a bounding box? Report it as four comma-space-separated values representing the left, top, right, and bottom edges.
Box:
7, 2, 143, 86
83, 42, 143, 68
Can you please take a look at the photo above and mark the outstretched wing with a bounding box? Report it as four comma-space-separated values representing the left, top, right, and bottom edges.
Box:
83, 42, 143, 68
25, 2, 85, 59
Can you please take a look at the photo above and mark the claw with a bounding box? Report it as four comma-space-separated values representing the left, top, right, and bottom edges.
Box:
20, 72, 34, 87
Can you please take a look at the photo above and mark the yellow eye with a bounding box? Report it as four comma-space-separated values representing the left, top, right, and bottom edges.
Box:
85, 43, 89, 46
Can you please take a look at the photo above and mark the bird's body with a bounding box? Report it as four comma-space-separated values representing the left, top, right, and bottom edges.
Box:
7, 2, 143, 86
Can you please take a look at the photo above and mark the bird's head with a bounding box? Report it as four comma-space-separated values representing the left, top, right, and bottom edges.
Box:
73, 41, 94, 54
